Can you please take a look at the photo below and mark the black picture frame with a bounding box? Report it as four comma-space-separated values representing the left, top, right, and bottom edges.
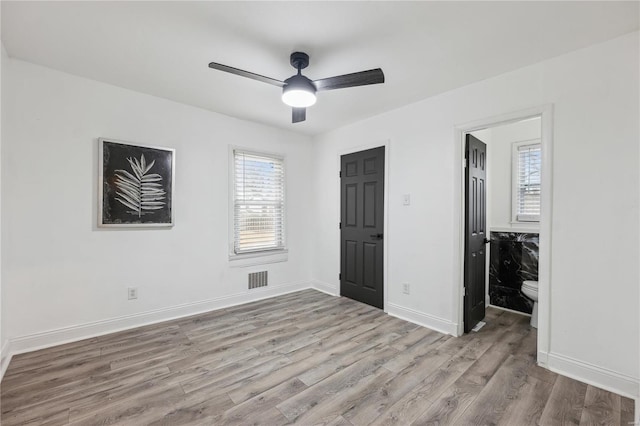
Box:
99, 138, 175, 227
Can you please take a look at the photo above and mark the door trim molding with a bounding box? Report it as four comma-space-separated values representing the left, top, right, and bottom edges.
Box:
337, 140, 391, 311
453, 105, 554, 368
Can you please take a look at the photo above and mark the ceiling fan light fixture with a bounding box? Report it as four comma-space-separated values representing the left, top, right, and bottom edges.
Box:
282, 75, 316, 108
282, 89, 316, 108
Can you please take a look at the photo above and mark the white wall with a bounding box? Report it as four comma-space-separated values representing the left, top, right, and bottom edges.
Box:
481, 117, 541, 231
311, 32, 639, 398
0, 41, 5, 371
1, 58, 313, 354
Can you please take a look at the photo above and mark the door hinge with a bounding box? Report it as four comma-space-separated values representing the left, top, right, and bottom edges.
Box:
339, 171, 342, 178
463, 287, 466, 296
339, 273, 342, 280
339, 222, 342, 229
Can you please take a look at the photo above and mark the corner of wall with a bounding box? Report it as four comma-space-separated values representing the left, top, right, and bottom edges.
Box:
0, 29, 6, 382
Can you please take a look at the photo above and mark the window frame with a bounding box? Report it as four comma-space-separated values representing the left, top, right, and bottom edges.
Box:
228, 146, 288, 265
511, 139, 541, 224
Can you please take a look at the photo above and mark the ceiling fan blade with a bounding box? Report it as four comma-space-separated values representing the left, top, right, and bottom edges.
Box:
292, 107, 306, 123
208, 62, 285, 87
313, 68, 384, 91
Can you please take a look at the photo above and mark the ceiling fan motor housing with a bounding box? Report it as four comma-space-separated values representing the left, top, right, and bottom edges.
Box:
283, 74, 316, 93
290, 52, 310, 70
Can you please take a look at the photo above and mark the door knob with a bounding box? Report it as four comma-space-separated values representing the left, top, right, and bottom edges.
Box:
483, 238, 491, 244
370, 233, 384, 240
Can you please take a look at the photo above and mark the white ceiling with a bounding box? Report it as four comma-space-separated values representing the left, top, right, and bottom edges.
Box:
2, 1, 638, 136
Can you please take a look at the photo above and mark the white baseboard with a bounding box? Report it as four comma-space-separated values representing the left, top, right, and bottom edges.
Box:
386, 302, 457, 336
546, 351, 639, 400
3, 281, 311, 370
488, 303, 531, 317
0, 339, 12, 381
310, 280, 339, 296
537, 350, 549, 367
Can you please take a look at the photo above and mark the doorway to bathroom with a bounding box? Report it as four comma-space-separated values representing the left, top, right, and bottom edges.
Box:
455, 106, 553, 366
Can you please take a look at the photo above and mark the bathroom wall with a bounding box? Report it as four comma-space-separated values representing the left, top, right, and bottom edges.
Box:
485, 117, 541, 231
489, 231, 538, 313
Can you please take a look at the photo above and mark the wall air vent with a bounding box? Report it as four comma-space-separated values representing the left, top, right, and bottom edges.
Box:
248, 271, 268, 289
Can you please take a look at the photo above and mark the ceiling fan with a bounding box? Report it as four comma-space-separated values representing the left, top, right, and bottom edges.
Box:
208, 52, 385, 123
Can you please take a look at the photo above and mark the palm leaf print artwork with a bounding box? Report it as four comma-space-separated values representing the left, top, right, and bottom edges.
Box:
99, 139, 174, 227
114, 154, 166, 217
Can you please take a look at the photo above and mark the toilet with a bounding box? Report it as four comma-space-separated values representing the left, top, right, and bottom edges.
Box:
521, 280, 539, 328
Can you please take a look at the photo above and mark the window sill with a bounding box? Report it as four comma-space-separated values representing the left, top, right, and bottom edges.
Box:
510, 221, 540, 230
228, 250, 288, 268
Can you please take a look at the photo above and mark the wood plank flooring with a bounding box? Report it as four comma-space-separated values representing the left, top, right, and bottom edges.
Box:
0, 290, 634, 425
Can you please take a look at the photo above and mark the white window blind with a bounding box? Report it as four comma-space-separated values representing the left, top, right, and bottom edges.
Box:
233, 150, 285, 254
515, 143, 541, 222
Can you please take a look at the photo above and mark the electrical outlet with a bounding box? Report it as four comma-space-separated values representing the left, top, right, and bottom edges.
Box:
403, 194, 411, 206
128, 287, 138, 300
402, 283, 410, 295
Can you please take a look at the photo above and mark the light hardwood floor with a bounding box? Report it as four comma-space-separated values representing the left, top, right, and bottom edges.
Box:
1, 289, 634, 425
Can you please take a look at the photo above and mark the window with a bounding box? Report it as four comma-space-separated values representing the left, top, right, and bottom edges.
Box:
512, 141, 541, 222
232, 150, 285, 254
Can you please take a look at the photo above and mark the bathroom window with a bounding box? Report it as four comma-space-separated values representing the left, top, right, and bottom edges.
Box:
231, 149, 286, 255
512, 141, 541, 222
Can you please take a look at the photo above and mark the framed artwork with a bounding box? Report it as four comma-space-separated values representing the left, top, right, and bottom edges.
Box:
99, 138, 175, 227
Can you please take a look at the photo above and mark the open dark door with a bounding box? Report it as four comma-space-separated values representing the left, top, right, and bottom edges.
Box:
464, 135, 487, 332
340, 147, 384, 309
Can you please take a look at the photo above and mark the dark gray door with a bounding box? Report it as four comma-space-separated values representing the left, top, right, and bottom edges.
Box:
464, 134, 487, 332
340, 147, 385, 309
